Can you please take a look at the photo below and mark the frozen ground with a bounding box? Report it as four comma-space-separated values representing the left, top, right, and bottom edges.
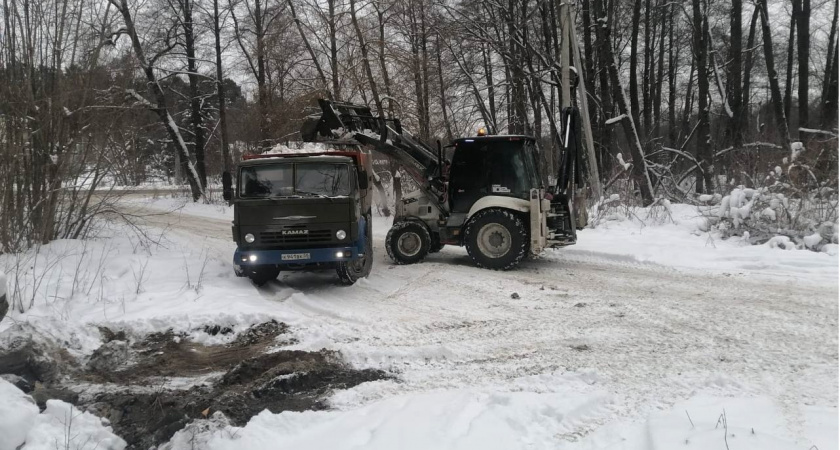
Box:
0, 195, 836, 449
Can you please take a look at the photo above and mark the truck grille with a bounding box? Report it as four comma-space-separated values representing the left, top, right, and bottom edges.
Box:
259, 229, 332, 245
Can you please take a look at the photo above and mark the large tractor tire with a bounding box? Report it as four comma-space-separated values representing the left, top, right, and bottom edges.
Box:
429, 233, 444, 254
464, 208, 528, 270
385, 221, 431, 265
248, 265, 280, 286
337, 217, 373, 285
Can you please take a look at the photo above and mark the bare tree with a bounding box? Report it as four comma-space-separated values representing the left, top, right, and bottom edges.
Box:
110, 0, 205, 200
758, 0, 792, 150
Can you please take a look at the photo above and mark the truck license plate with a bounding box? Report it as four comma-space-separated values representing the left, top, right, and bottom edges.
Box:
281, 253, 310, 261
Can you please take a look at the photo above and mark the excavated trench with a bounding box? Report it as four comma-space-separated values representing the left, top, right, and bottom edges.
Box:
0, 320, 386, 449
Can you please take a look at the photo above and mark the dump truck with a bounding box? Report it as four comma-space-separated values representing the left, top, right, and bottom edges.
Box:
223, 146, 374, 286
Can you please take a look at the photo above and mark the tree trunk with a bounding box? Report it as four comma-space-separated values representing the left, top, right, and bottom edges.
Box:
595, 0, 613, 174
821, 0, 838, 120
667, 3, 677, 146
653, 0, 665, 138
796, 0, 810, 128
692, 0, 713, 194
328, 0, 340, 99
376, 5, 393, 116
729, 0, 743, 147
821, 0, 838, 124
349, 0, 384, 116
183, 0, 206, 188
742, 5, 760, 129
823, 44, 839, 128
482, 45, 497, 132
420, 0, 431, 141
758, 0, 792, 150
784, 2, 797, 121
213, 0, 232, 176
642, 0, 652, 137
435, 34, 453, 141
630, 0, 642, 132
594, 0, 654, 204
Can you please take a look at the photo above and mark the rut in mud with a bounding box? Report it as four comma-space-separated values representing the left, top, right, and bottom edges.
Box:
0, 320, 387, 449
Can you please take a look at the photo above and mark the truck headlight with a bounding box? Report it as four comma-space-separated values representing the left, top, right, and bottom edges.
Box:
245, 233, 255, 243
336, 230, 346, 240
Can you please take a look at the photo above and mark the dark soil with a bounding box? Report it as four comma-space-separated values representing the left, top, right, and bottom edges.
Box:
0, 320, 387, 449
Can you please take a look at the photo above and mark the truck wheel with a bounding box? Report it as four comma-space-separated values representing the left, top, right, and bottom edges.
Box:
386, 221, 430, 264
248, 265, 280, 286
429, 234, 444, 253
337, 216, 373, 285
464, 209, 528, 270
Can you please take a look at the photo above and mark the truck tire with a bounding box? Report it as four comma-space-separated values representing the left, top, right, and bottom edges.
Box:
386, 221, 430, 265
429, 234, 444, 253
464, 208, 528, 270
337, 218, 373, 285
248, 265, 280, 286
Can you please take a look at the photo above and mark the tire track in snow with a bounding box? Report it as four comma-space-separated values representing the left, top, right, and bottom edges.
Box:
127, 203, 838, 437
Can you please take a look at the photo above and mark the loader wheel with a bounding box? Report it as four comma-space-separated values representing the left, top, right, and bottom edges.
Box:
337, 217, 373, 285
386, 221, 430, 265
464, 208, 528, 270
248, 265, 280, 286
429, 234, 444, 253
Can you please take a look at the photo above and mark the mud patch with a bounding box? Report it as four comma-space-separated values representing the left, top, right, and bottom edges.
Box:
0, 321, 387, 449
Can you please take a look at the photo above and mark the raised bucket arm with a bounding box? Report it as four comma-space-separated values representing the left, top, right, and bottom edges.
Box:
303, 99, 446, 208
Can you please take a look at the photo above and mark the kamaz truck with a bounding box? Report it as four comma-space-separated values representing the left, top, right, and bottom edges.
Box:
223, 148, 374, 286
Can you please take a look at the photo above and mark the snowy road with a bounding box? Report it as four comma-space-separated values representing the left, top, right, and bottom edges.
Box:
124, 200, 838, 448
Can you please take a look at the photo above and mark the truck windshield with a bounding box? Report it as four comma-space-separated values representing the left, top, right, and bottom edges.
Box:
240, 163, 352, 198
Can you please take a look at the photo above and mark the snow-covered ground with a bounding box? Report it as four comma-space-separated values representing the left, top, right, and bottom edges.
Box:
0, 195, 836, 449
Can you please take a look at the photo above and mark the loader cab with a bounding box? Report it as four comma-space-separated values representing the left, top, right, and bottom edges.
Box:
447, 136, 542, 213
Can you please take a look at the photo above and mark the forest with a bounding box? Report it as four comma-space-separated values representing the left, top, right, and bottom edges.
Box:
0, 0, 838, 251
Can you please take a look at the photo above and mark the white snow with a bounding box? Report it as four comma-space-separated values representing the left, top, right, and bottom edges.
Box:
0, 379, 125, 450
605, 114, 626, 125
22, 400, 126, 450
616, 153, 631, 170
804, 232, 824, 249
180, 375, 612, 450
266, 141, 339, 154
0, 378, 39, 450
0, 196, 836, 450
581, 202, 837, 285
0, 270, 6, 299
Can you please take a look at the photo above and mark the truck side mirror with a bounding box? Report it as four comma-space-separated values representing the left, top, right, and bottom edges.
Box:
358, 171, 369, 190
222, 171, 233, 202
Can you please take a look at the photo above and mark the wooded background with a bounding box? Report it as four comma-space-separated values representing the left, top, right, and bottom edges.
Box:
1, 0, 838, 250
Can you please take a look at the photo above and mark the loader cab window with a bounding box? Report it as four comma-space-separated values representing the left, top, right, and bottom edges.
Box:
449, 139, 539, 213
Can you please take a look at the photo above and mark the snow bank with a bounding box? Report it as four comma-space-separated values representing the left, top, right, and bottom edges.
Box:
580, 395, 837, 450
22, 400, 126, 450
0, 220, 298, 355
0, 378, 39, 450
169, 379, 612, 450
165, 390, 836, 450
578, 202, 838, 286
121, 195, 233, 221
0, 380, 125, 450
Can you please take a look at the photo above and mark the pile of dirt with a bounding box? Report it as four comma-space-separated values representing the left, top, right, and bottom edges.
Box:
0, 320, 387, 449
